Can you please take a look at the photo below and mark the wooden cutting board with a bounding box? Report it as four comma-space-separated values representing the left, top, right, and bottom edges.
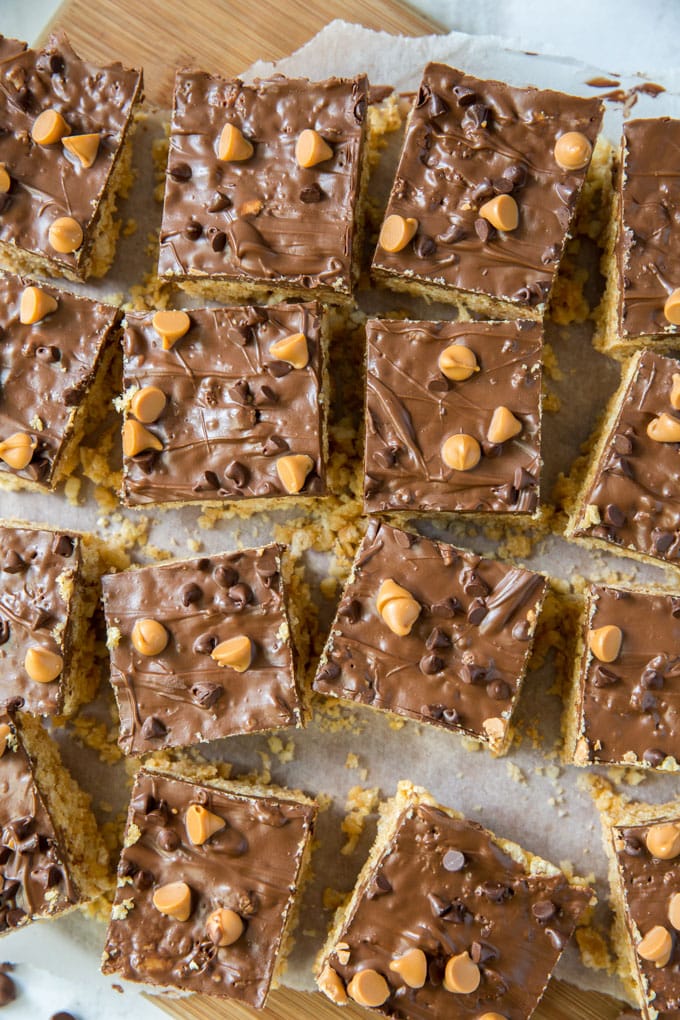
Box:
38, 2, 627, 1018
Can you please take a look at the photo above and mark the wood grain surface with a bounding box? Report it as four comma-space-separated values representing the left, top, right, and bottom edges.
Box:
40, 1, 627, 1018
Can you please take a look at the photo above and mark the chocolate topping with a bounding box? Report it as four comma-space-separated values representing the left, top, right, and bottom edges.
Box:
364, 318, 542, 513
158, 72, 367, 298
372, 63, 603, 311
102, 545, 302, 755
574, 350, 680, 564
103, 768, 316, 1007
616, 119, 680, 339
0, 32, 142, 276
313, 520, 546, 748
122, 303, 325, 505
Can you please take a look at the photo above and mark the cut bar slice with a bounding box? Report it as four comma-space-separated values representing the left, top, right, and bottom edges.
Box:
120, 302, 328, 507
372, 62, 604, 319
566, 349, 680, 569
0, 273, 121, 493
313, 520, 547, 755
102, 545, 305, 755
0, 521, 103, 717
0, 32, 142, 281
102, 763, 316, 1007
0, 709, 111, 935
158, 71, 369, 304
564, 582, 680, 771
596, 119, 680, 357
316, 781, 594, 1018
364, 317, 542, 516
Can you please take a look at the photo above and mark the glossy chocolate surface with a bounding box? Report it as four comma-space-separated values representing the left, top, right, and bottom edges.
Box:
122, 302, 325, 505
372, 63, 603, 310
364, 318, 542, 514
103, 768, 316, 1006
102, 545, 302, 755
313, 520, 546, 748
158, 72, 367, 297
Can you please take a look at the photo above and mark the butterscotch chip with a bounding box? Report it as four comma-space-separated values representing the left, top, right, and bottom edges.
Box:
376, 579, 420, 637
211, 634, 253, 672
647, 412, 680, 443
441, 433, 481, 471
487, 406, 522, 445
318, 965, 348, 1005
478, 1014, 507, 1020
131, 618, 169, 657
218, 123, 253, 162
19, 285, 58, 325
205, 907, 244, 947
438, 344, 479, 382
376, 579, 413, 614
269, 332, 309, 369
62, 132, 101, 168
553, 131, 592, 171
152, 881, 192, 922
151, 309, 191, 350
48, 216, 83, 253
31, 108, 70, 145
479, 195, 519, 232
443, 951, 481, 994
295, 128, 333, 168
122, 420, 163, 458
186, 803, 226, 846
637, 925, 672, 967
0, 723, 11, 758
664, 289, 680, 326
347, 969, 390, 1007
388, 947, 427, 988
588, 624, 622, 663
671, 373, 680, 411
24, 646, 63, 684
646, 822, 680, 860
0, 432, 36, 470
0, 164, 10, 194
130, 386, 167, 424
379, 214, 418, 253
668, 892, 680, 931
276, 453, 314, 494
335, 942, 351, 966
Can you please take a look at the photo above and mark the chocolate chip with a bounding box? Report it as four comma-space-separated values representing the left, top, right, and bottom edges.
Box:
428, 958, 446, 986
471, 177, 494, 203
512, 619, 531, 641
641, 662, 664, 689
462, 570, 489, 598
133, 868, 154, 890
460, 663, 486, 685
225, 460, 249, 489
452, 85, 476, 107
184, 220, 202, 240
491, 175, 514, 195
427, 892, 452, 917
0, 972, 15, 1007
179, 582, 202, 607
414, 234, 436, 258
2, 550, 25, 573
214, 565, 238, 588
53, 534, 74, 557
429, 91, 449, 117
367, 872, 392, 898
503, 163, 527, 188
36, 345, 60, 363
193, 632, 218, 655
487, 679, 511, 701
545, 928, 565, 951
672, 597, 680, 618
191, 681, 223, 708
442, 708, 460, 725
653, 529, 675, 554
33, 863, 61, 888
590, 665, 619, 688
427, 376, 450, 395
532, 899, 557, 922
338, 599, 361, 624
49, 53, 65, 74
438, 222, 466, 244
0, 620, 8, 645
193, 470, 220, 492
5, 908, 25, 928
207, 191, 232, 212
477, 881, 513, 903
622, 833, 643, 856
467, 598, 488, 625
442, 849, 465, 872
353, 97, 368, 123
474, 217, 494, 242
431, 597, 461, 618
606, 454, 633, 478
426, 627, 451, 650
300, 183, 324, 203
419, 654, 443, 675
268, 360, 293, 378
140, 716, 166, 740
168, 162, 192, 182
640, 691, 658, 713
643, 747, 666, 767
228, 582, 252, 609
263, 434, 289, 456
157, 827, 180, 852
462, 103, 490, 131
210, 230, 227, 252
604, 504, 625, 528
470, 940, 497, 964
51, 1013, 77, 1020
317, 661, 340, 683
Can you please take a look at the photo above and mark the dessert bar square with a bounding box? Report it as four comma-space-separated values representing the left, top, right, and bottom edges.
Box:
0, 521, 102, 717
566, 349, 680, 569
158, 71, 369, 303
102, 545, 304, 755
0, 32, 142, 281
313, 520, 546, 755
0, 273, 121, 492
102, 765, 316, 1007
600, 793, 680, 1018
564, 582, 680, 771
316, 782, 593, 1019
364, 317, 542, 515
372, 62, 604, 319
597, 119, 680, 357
0, 709, 110, 935
120, 302, 327, 507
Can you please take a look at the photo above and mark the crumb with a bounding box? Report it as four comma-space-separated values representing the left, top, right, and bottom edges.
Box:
340, 785, 380, 856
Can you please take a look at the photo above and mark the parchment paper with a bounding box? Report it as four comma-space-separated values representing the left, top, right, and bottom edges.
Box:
3, 19, 680, 1018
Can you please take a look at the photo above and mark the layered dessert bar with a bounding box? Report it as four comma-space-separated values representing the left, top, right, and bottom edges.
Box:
316, 782, 594, 1018
313, 520, 547, 755
372, 62, 604, 319
120, 302, 327, 507
600, 792, 680, 1017
564, 582, 680, 771
596, 119, 680, 357
566, 349, 680, 569
0, 32, 142, 281
158, 71, 369, 303
0, 273, 121, 492
364, 318, 542, 516
102, 764, 316, 1007
102, 545, 305, 755
0, 708, 110, 935
0, 521, 102, 717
